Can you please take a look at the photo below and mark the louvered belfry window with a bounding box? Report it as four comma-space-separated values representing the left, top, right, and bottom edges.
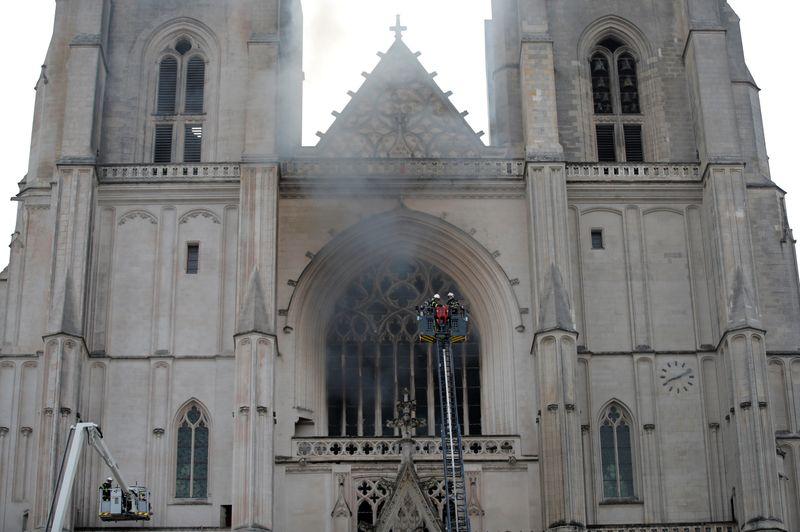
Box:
184, 57, 205, 115
596, 125, 616, 162
152, 37, 206, 163
157, 57, 178, 114
590, 37, 645, 162
154, 124, 173, 163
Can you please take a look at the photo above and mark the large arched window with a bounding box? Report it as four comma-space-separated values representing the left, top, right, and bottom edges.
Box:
590, 36, 644, 162
153, 36, 206, 163
175, 402, 210, 499
599, 403, 635, 499
325, 255, 481, 437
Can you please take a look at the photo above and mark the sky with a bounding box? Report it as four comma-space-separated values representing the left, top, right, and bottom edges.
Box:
0, 1, 797, 270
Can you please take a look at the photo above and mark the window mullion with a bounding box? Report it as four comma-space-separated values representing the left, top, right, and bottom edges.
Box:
427, 343, 435, 436
189, 424, 196, 498
357, 342, 364, 437
616, 120, 626, 162
374, 343, 381, 437
613, 423, 621, 497
340, 340, 346, 437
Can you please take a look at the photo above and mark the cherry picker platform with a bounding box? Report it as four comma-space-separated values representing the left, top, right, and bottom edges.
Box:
47, 422, 151, 531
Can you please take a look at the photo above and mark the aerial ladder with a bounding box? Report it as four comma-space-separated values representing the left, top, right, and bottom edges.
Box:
418, 293, 470, 532
47, 422, 152, 532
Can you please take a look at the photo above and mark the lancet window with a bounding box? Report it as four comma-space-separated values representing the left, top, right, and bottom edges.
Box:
590, 36, 644, 162
599, 403, 635, 499
175, 403, 209, 499
153, 36, 206, 163
325, 256, 481, 438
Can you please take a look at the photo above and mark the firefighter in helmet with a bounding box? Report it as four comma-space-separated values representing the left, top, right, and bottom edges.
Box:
100, 477, 112, 501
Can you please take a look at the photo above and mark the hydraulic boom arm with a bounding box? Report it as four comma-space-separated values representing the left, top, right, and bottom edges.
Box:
49, 422, 150, 531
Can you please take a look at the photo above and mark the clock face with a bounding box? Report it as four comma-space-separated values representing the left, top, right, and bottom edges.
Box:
659, 361, 695, 394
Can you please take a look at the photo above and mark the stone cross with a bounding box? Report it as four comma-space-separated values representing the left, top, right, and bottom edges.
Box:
390, 14, 407, 40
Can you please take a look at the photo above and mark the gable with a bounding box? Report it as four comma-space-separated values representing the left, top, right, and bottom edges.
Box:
316, 37, 487, 159
376, 462, 443, 532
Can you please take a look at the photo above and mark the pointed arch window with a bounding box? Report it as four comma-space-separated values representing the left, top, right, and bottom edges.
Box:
325, 255, 481, 438
589, 37, 644, 162
153, 36, 207, 163
175, 403, 209, 499
599, 404, 635, 499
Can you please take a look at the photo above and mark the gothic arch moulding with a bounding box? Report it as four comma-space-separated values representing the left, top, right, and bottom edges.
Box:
286, 208, 521, 435
133, 17, 221, 162
576, 15, 666, 161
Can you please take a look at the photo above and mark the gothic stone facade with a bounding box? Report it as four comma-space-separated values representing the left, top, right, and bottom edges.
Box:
0, 1, 799, 531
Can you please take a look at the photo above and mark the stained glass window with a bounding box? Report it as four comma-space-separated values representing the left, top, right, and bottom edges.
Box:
600, 404, 634, 499
175, 404, 209, 499
326, 256, 481, 437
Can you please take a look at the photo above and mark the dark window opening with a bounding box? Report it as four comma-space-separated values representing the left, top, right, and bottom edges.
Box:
596, 124, 616, 162
618, 53, 640, 114
175, 38, 193, 56
157, 57, 178, 115
599, 36, 624, 53
184, 124, 203, 163
590, 54, 613, 114
154, 124, 173, 163
186, 243, 200, 274
220, 505, 232, 528
325, 256, 481, 438
591, 229, 604, 250
623, 124, 644, 162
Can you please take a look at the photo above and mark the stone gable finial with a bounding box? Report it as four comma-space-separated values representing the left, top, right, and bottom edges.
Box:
390, 14, 407, 40
386, 388, 425, 441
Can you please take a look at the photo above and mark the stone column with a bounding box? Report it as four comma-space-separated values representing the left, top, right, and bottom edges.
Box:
32, 333, 87, 531
232, 273, 277, 531
528, 164, 586, 531
517, 0, 563, 161
232, 163, 279, 530
683, 0, 741, 165
704, 164, 786, 531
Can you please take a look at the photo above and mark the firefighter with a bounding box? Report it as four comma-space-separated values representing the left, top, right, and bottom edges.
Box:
446, 292, 461, 313
100, 477, 112, 501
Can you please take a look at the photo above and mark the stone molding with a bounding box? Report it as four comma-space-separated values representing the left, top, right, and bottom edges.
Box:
294, 436, 519, 462
99, 163, 240, 182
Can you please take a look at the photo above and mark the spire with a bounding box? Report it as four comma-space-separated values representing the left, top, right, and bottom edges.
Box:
235, 269, 272, 335
55, 270, 81, 336
727, 266, 761, 330
389, 14, 407, 40
537, 263, 575, 333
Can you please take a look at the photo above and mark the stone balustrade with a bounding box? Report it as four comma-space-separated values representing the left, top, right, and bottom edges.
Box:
293, 435, 519, 461
98, 163, 240, 181
586, 523, 738, 532
566, 163, 701, 181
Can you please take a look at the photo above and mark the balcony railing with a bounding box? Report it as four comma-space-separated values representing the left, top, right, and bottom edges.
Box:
566, 163, 701, 182
99, 163, 240, 181
587, 523, 738, 532
292, 435, 520, 462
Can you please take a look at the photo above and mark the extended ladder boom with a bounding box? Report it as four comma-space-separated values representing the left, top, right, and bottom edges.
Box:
418, 293, 471, 532
436, 340, 470, 532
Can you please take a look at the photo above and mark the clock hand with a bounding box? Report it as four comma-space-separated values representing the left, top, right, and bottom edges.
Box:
663, 369, 691, 385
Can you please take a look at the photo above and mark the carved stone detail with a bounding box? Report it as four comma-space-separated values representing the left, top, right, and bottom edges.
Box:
315, 39, 486, 159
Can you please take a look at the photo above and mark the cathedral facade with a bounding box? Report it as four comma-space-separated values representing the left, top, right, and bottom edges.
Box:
1, 1, 799, 531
